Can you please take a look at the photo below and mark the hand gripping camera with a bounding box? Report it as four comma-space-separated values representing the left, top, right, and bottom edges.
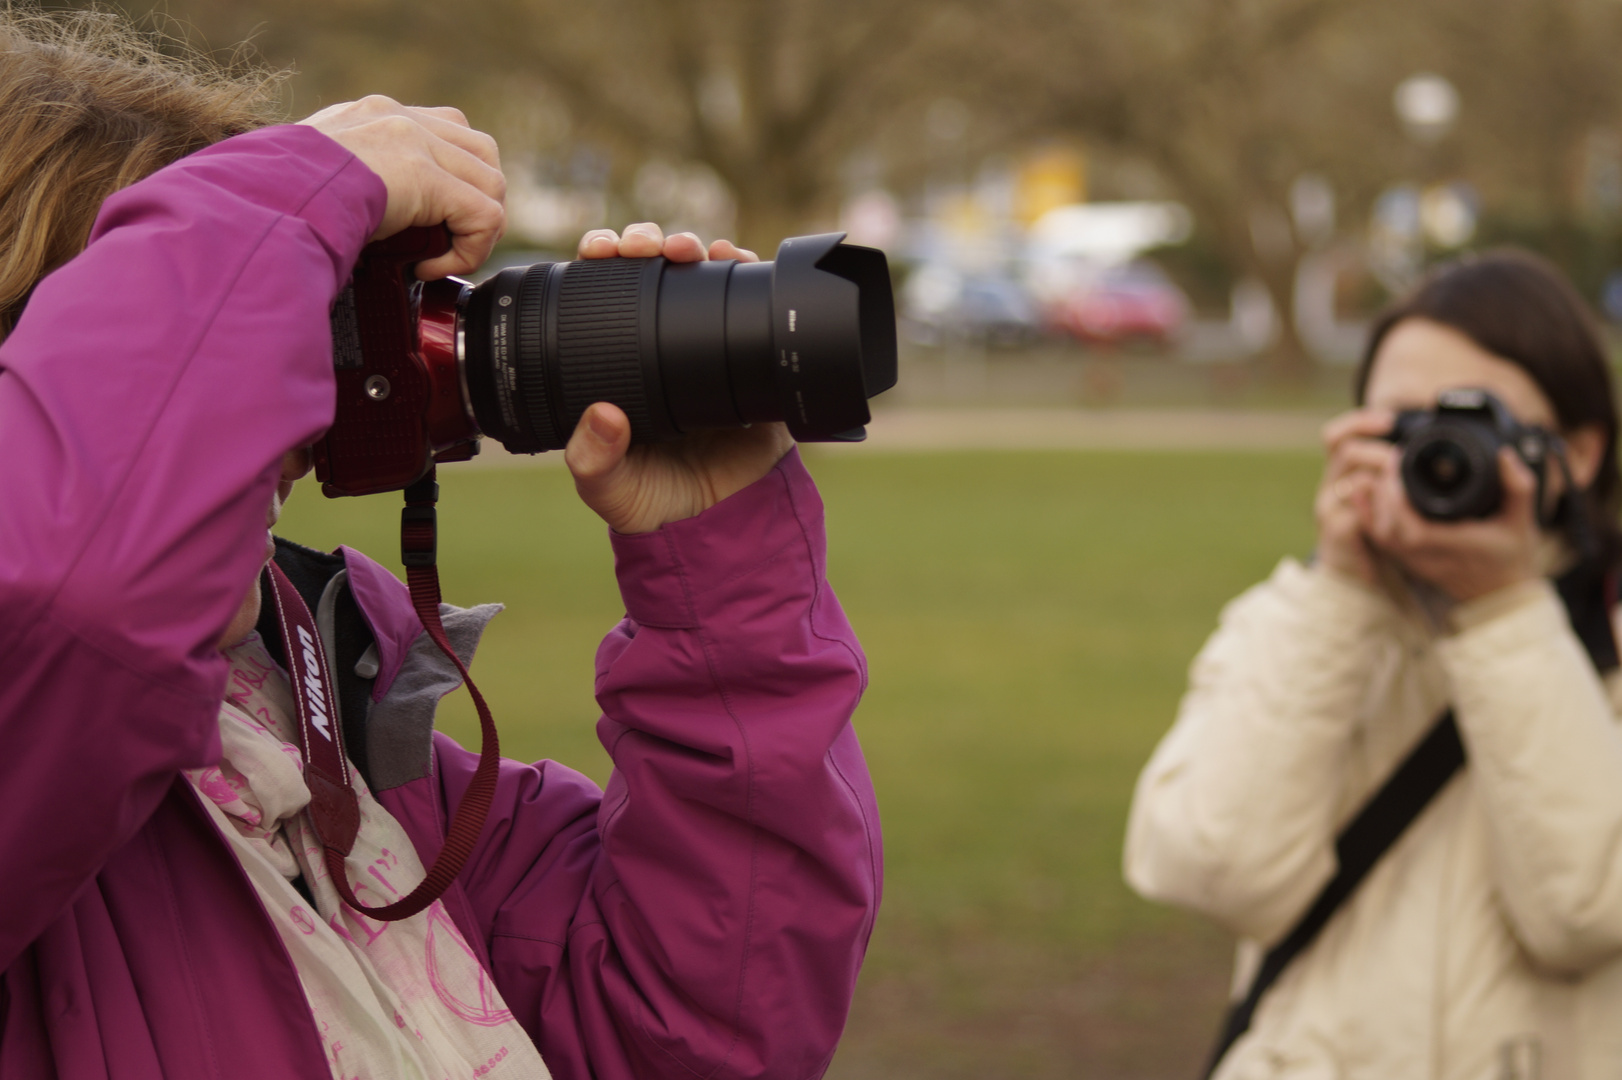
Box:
312, 227, 898, 497
1388, 387, 1558, 521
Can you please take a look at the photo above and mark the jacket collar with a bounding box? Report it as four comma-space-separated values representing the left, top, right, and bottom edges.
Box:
337, 545, 423, 702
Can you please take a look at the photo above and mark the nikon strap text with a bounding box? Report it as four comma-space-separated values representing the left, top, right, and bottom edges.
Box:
263, 468, 500, 922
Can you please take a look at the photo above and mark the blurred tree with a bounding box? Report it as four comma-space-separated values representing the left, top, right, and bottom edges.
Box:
998, 0, 1411, 371
1419, 0, 1622, 296
69, 0, 974, 253
47, 0, 1622, 346
430, 0, 971, 252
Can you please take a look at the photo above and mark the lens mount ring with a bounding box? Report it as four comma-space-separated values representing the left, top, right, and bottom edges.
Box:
462, 266, 546, 452
451, 280, 476, 429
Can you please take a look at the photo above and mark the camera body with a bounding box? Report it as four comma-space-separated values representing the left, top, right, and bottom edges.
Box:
313, 227, 898, 498
314, 228, 477, 498
1388, 387, 1553, 521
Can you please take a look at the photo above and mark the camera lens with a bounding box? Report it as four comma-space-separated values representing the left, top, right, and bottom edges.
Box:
456, 233, 897, 453
1399, 423, 1502, 520
1412, 441, 1471, 494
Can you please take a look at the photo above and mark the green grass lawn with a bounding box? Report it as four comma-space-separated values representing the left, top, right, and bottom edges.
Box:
277, 448, 1323, 1078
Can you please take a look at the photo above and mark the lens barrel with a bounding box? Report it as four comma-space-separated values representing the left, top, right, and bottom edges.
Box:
1399, 420, 1503, 520
458, 232, 897, 452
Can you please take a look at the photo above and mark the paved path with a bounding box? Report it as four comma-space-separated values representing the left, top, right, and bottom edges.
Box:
836, 406, 1331, 452
452, 407, 1334, 470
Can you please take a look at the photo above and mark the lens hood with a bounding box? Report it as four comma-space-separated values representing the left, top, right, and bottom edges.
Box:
767, 232, 898, 441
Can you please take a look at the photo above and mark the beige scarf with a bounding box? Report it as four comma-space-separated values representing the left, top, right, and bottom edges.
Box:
186, 633, 551, 1080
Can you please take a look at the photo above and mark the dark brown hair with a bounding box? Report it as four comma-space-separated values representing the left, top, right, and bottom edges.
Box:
0, 7, 284, 338
1354, 248, 1622, 563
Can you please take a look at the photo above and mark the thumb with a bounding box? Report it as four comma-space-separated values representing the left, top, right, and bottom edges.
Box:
565, 403, 633, 516
1499, 446, 1540, 523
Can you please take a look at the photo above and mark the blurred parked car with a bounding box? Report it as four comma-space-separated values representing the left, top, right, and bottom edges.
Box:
902, 265, 1045, 347
1050, 261, 1189, 347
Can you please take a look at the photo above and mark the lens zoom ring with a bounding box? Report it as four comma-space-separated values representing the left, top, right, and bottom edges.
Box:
514, 265, 562, 452
556, 260, 654, 439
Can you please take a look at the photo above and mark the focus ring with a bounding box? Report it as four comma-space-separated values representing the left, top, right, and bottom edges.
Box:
514, 264, 562, 452
555, 259, 655, 441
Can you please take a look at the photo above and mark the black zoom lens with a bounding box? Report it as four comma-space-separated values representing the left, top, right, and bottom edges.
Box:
458, 232, 897, 452
1400, 423, 1502, 520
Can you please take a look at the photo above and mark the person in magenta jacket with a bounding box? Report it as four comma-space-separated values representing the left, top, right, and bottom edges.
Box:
0, 13, 880, 1079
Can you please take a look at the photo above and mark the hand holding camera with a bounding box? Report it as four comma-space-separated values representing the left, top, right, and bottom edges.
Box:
565, 224, 796, 535
1316, 390, 1545, 603
298, 96, 507, 280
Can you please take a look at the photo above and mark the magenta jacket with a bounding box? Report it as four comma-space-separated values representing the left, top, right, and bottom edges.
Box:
0, 125, 881, 1079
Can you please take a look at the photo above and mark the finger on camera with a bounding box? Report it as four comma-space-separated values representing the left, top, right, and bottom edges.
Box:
662, 232, 708, 263
413, 143, 505, 249
1316, 495, 1365, 544
1365, 471, 1413, 544
414, 104, 471, 129
416, 183, 504, 277
564, 402, 632, 481
579, 229, 621, 259
420, 221, 501, 279
709, 239, 759, 263
617, 223, 665, 258
410, 110, 502, 172
1325, 454, 1391, 511
1322, 408, 1396, 452
1325, 469, 1378, 508
422, 135, 506, 207
1493, 449, 1542, 523
1330, 439, 1396, 477
1498, 446, 1539, 495
303, 106, 505, 263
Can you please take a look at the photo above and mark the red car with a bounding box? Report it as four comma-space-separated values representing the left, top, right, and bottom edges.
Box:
1052, 262, 1189, 346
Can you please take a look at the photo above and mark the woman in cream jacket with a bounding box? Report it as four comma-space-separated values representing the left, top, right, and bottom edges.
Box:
1126, 251, 1622, 1080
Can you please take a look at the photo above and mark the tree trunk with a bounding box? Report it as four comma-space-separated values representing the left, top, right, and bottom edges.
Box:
729, 171, 824, 256
1253, 257, 1312, 378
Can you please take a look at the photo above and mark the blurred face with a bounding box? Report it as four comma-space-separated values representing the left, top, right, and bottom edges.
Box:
218, 448, 313, 649
1365, 316, 1606, 500
1364, 317, 1558, 427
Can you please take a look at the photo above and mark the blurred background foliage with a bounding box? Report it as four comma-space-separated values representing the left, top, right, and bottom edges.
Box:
43, 0, 1622, 375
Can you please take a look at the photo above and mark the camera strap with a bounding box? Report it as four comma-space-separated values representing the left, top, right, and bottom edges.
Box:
263, 467, 500, 923
1200, 562, 1619, 1078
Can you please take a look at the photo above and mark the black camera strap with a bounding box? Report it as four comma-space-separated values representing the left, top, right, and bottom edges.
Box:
1201, 562, 1617, 1078
263, 467, 501, 923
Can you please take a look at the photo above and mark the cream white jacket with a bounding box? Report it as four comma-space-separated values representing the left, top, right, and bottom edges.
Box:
1126, 558, 1622, 1080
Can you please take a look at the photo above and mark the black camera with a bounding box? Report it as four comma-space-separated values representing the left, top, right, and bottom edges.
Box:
1388, 387, 1554, 521
313, 227, 898, 497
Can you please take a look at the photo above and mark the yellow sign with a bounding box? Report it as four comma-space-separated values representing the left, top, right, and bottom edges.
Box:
1015, 147, 1087, 226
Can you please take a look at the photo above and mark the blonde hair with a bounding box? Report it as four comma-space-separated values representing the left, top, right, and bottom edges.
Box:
0, 6, 284, 337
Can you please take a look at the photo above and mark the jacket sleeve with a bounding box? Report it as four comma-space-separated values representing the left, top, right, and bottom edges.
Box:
1438, 580, 1622, 973
1123, 558, 1395, 942
0, 125, 383, 970
429, 448, 882, 1080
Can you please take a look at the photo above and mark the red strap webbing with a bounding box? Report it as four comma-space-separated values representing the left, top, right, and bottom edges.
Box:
266, 468, 500, 922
